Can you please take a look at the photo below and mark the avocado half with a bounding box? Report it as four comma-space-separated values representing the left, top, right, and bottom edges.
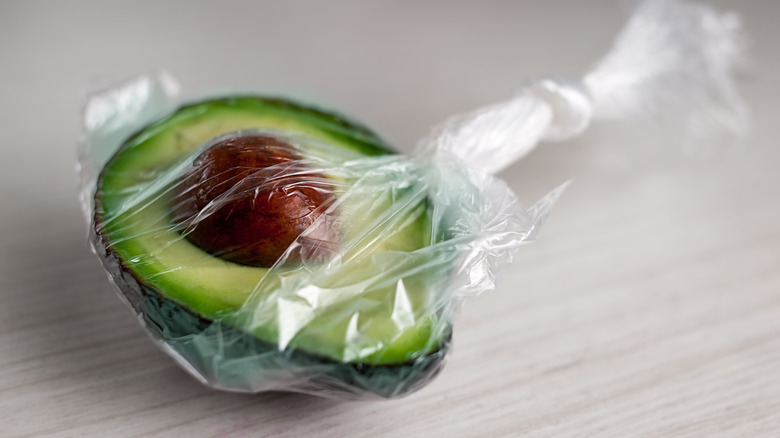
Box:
93, 96, 453, 398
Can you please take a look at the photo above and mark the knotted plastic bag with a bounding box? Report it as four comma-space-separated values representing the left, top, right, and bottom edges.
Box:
79, 0, 747, 399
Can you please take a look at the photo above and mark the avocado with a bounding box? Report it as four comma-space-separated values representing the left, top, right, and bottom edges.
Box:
93, 96, 453, 398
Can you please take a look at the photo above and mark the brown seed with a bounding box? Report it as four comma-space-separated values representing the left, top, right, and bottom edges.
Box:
172, 135, 338, 267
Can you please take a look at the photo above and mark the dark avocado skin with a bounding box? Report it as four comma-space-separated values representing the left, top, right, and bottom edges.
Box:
92, 96, 451, 399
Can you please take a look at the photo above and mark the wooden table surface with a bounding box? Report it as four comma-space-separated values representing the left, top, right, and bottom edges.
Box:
1, 1, 778, 436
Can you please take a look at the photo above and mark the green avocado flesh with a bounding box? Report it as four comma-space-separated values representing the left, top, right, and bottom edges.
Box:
95, 97, 451, 396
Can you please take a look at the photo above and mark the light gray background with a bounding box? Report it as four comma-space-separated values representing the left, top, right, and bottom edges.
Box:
1, 1, 779, 436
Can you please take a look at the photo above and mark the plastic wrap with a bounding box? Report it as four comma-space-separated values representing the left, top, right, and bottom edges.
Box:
79, 0, 747, 399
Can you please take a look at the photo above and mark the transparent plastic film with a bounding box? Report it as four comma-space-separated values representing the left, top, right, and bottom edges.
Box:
86, 91, 559, 398
79, 72, 180, 220
421, 0, 748, 173
80, 0, 748, 400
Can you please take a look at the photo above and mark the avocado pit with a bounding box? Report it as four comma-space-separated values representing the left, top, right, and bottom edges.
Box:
172, 135, 338, 267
